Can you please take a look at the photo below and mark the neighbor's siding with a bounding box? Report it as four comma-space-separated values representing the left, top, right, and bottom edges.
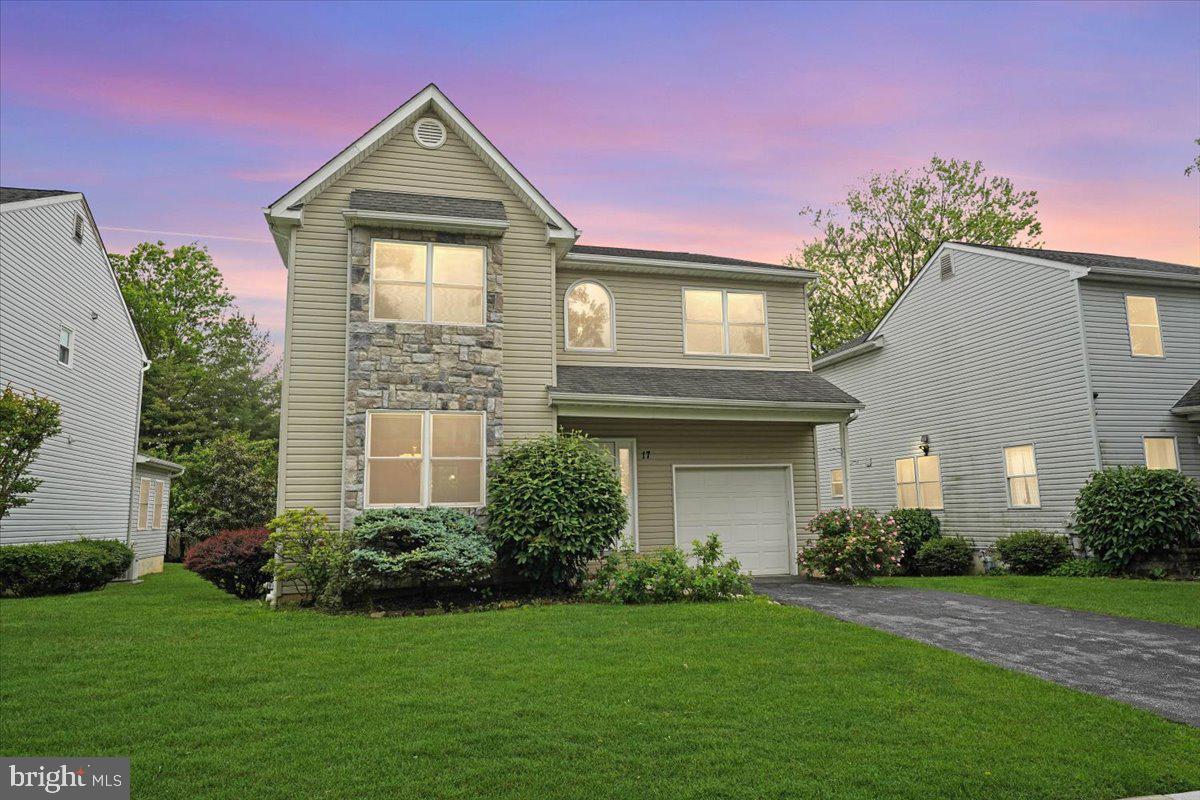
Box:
815, 249, 1097, 545
555, 268, 811, 370
0, 197, 143, 545
1080, 277, 1200, 477
561, 417, 817, 554
279, 113, 556, 524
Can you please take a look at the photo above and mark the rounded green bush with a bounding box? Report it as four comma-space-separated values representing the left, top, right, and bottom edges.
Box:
1073, 467, 1200, 570
350, 506, 495, 587
0, 539, 134, 597
486, 432, 627, 589
889, 508, 942, 574
914, 536, 974, 576
798, 508, 903, 582
995, 530, 1071, 575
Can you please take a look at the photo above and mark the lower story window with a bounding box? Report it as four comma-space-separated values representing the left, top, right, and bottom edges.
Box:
895, 455, 943, 509
1144, 437, 1179, 471
830, 468, 845, 499
366, 411, 485, 507
1003, 445, 1040, 507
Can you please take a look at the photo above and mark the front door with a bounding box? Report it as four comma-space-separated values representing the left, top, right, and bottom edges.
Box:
595, 438, 638, 550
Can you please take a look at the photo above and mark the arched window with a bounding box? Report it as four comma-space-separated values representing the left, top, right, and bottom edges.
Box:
564, 280, 615, 351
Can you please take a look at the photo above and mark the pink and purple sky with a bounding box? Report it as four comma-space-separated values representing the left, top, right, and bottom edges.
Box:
2, 1, 1198, 349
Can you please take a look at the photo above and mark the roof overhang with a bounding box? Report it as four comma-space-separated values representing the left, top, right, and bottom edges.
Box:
1172, 405, 1200, 422
136, 454, 185, 475
341, 208, 509, 236
814, 335, 885, 370
1080, 266, 1200, 287
560, 251, 817, 283
549, 390, 860, 423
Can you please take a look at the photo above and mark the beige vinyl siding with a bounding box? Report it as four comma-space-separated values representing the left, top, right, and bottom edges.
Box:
555, 269, 812, 370
560, 417, 817, 553
280, 114, 556, 521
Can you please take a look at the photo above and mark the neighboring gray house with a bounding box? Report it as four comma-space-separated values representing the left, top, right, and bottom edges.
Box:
0, 187, 174, 578
814, 242, 1199, 547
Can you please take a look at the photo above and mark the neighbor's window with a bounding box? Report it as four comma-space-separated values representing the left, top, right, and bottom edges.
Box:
1125, 295, 1163, 357
895, 455, 943, 509
1004, 445, 1040, 507
371, 241, 485, 325
58, 327, 73, 366
564, 280, 614, 350
830, 468, 845, 499
1144, 437, 1179, 471
155, 480, 168, 528
683, 288, 766, 356
366, 411, 485, 507
138, 478, 151, 530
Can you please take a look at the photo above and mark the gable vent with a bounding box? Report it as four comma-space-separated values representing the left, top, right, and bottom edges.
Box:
939, 252, 953, 280
73, 213, 84, 243
413, 116, 447, 149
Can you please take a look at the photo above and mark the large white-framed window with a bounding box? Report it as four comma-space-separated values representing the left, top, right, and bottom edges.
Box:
365, 410, 485, 507
895, 455, 943, 509
563, 279, 615, 351
370, 240, 486, 325
1124, 295, 1164, 358
1143, 436, 1179, 471
830, 468, 845, 500
682, 288, 767, 356
154, 480, 168, 529
58, 327, 73, 366
137, 478, 151, 530
1003, 444, 1041, 507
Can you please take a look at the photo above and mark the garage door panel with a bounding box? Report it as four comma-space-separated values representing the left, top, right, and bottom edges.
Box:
674, 467, 793, 576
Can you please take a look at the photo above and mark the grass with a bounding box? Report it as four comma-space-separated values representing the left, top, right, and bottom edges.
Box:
1, 567, 1197, 800
875, 575, 1200, 628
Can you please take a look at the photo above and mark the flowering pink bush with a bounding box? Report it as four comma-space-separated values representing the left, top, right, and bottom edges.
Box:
797, 508, 903, 583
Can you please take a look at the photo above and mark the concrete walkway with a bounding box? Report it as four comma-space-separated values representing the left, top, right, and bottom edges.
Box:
754, 578, 1200, 726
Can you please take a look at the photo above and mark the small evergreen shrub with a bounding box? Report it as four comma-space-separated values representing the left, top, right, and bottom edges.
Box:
914, 537, 974, 576
995, 530, 1072, 575
1049, 558, 1117, 578
0, 539, 133, 597
264, 507, 358, 608
183, 528, 270, 599
350, 507, 495, 587
1073, 467, 1200, 570
486, 432, 627, 589
585, 534, 751, 603
889, 508, 942, 574
797, 508, 903, 582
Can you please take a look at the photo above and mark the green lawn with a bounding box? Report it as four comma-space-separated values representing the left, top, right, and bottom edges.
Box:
1, 567, 1197, 800
876, 575, 1200, 628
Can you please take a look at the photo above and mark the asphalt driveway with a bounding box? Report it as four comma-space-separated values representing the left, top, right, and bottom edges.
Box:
754, 578, 1200, 726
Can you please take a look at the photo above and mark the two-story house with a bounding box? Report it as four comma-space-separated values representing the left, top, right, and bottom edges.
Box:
813, 242, 1200, 547
263, 84, 860, 576
0, 187, 182, 578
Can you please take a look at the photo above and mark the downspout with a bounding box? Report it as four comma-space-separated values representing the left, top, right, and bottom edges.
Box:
124, 357, 151, 581
840, 411, 856, 509
1073, 278, 1102, 470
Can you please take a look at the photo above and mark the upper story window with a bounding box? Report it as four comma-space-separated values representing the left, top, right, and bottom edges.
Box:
366, 411, 485, 507
371, 241, 485, 325
1144, 437, 1179, 470
682, 288, 766, 356
58, 327, 73, 366
1003, 445, 1040, 507
564, 280, 615, 351
830, 468, 845, 499
895, 455, 942, 509
1125, 295, 1163, 358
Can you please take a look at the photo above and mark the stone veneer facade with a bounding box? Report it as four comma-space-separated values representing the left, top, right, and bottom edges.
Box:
341, 225, 504, 523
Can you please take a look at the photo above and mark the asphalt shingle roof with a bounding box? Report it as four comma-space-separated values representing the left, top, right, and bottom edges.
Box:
348, 189, 507, 222
1174, 379, 1200, 411
960, 243, 1199, 278
814, 333, 871, 363
569, 245, 800, 273
551, 365, 860, 406
0, 187, 75, 205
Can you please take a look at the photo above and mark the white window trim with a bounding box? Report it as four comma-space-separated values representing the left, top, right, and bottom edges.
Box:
58, 326, 74, 367
681, 286, 770, 358
593, 437, 638, 551
368, 239, 487, 327
1142, 435, 1180, 471
1124, 293, 1165, 359
830, 468, 845, 499
1002, 443, 1042, 509
563, 278, 617, 352
364, 410, 486, 508
894, 455, 944, 510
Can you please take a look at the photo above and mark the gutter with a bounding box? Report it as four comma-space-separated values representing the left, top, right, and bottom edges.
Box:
813, 336, 885, 370
561, 252, 817, 282
547, 390, 863, 412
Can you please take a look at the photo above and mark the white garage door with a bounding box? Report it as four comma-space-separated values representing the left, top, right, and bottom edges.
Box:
673, 466, 794, 576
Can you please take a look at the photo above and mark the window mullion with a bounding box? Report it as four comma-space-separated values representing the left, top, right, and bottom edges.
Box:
422, 412, 431, 507
425, 245, 434, 323
721, 291, 730, 355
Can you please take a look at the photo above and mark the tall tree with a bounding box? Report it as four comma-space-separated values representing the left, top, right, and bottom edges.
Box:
110, 242, 279, 455
791, 156, 1042, 356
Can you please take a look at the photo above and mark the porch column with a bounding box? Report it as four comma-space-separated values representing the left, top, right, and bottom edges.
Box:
839, 419, 853, 508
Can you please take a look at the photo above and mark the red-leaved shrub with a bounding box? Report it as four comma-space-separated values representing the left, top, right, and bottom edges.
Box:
183, 528, 270, 599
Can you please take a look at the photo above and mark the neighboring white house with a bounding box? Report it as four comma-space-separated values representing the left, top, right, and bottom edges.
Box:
814, 242, 1200, 547
0, 187, 179, 578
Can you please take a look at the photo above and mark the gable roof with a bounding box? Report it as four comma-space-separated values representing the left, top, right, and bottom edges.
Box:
959, 243, 1200, 279
552, 365, 861, 407
567, 244, 802, 273
0, 187, 75, 205
263, 83, 577, 259
348, 189, 507, 222
1174, 379, 1200, 413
